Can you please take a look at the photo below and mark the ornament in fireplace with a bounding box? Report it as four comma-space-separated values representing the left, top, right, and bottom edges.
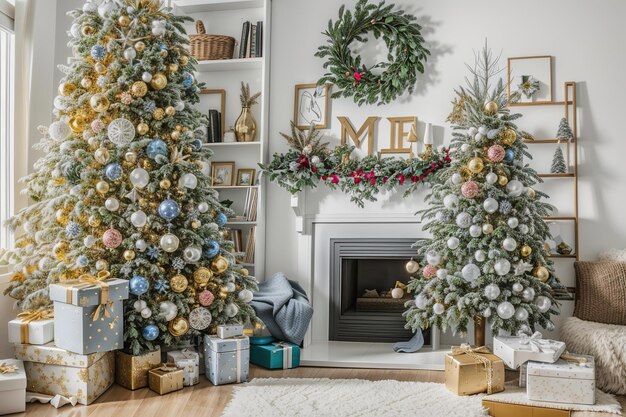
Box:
403, 43, 559, 341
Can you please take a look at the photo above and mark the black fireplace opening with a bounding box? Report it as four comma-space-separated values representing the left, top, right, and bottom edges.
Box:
329, 238, 431, 344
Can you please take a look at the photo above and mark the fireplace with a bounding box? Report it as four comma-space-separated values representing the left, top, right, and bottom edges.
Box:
329, 238, 430, 343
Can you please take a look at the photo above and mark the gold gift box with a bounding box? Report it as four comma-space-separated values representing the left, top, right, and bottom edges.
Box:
483, 400, 571, 417
445, 345, 504, 396
115, 347, 161, 390
148, 364, 184, 395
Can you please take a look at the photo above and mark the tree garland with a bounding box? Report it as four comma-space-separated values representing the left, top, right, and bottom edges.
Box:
316, 0, 430, 106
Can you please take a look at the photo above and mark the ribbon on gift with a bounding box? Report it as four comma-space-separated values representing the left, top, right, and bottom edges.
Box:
158, 363, 180, 373
236, 338, 241, 383
272, 342, 294, 369
519, 331, 558, 354
450, 344, 496, 394
16, 308, 53, 344
560, 352, 592, 367
0, 362, 18, 374
59, 272, 112, 321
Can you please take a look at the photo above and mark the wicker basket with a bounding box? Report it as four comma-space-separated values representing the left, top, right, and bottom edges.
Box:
190, 21, 236, 61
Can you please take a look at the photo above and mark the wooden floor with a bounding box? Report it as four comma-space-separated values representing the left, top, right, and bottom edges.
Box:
18, 366, 624, 417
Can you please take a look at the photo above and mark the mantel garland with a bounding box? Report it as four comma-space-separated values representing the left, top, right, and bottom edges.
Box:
259, 123, 451, 207
315, 0, 430, 106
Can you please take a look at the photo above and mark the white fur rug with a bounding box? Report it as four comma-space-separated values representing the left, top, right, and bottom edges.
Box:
221, 378, 489, 417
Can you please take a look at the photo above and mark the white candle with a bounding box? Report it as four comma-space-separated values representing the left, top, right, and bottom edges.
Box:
424, 123, 434, 145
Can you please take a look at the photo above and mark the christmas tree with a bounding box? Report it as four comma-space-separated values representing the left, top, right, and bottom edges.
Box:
405, 45, 558, 337
556, 118, 573, 142
1, 0, 257, 355
550, 147, 567, 174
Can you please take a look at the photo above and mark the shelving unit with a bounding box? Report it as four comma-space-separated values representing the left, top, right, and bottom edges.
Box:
173, 0, 270, 279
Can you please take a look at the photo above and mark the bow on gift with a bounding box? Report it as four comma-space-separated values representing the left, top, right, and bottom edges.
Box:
17, 308, 54, 344
0, 362, 18, 374
74, 272, 113, 321
272, 342, 294, 369
519, 331, 558, 354
451, 344, 496, 394
158, 363, 179, 373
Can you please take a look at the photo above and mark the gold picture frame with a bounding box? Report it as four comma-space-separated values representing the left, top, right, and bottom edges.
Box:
200, 89, 226, 139
507, 56, 553, 105
211, 161, 235, 187
294, 83, 330, 129
236, 169, 256, 186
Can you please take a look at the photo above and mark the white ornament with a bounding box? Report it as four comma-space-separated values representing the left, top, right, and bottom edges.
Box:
159, 301, 178, 321
502, 237, 517, 252
151, 20, 167, 36
514, 260, 533, 276
226, 282, 236, 292
199, 160, 210, 176
183, 245, 202, 262
435, 211, 447, 223
456, 212, 472, 228
468, 127, 478, 136
433, 303, 445, 315
84, 235, 97, 248
134, 300, 147, 312
123, 47, 137, 61
225, 303, 239, 318
519, 224, 529, 234
469, 225, 482, 238
178, 173, 198, 189
426, 251, 441, 266
108, 118, 135, 146
514, 307, 529, 321
198, 202, 209, 213
174, 101, 185, 111
497, 301, 515, 319
474, 133, 484, 142
474, 250, 486, 262
135, 239, 148, 252
483, 307, 492, 318
484, 283, 501, 300
522, 287, 536, 302
451, 173, 462, 185
436, 269, 448, 279
415, 294, 428, 310
49, 120, 71, 141
494, 258, 511, 276
140, 307, 152, 319
142, 72, 153, 82
462, 263, 481, 282
95, 259, 108, 271
447, 237, 460, 250
98, 1, 118, 18
129, 168, 150, 189
105, 197, 119, 212
478, 126, 488, 135
391, 288, 404, 299
483, 198, 499, 213
83, 2, 97, 13
512, 282, 524, 293
485, 172, 498, 185
130, 210, 147, 227
54, 96, 67, 111
461, 143, 470, 152
238, 289, 254, 303
506, 180, 524, 197
507, 217, 519, 228
443, 194, 458, 209
160, 233, 180, 252
536, 296, 552, 313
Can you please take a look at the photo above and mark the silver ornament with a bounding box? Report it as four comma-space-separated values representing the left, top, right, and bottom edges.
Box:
522, 287, 536, 302
512, 282, 524, 293
183, 245, 202, 262
502, 237, 517, 252
485, 172, 498, 185
474, 250, 486, 262
462, 263, 480, 282
497, 301, 515, 319
536, 296, 551, 313
484, 283, 501, 300
483, 198, 499, 214
514, 307, 529, 321
494, 258, 511, 276
507, 217, 519, 228
160, 233, 180, 252
447, 237, 460, 249
469, 225, 482, 238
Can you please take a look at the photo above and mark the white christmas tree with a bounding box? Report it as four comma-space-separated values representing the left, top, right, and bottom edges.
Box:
556, 118, 573, 142
550, 147, 567, 174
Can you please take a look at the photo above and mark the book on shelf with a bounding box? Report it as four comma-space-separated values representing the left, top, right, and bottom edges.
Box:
256, 21, 263, 58
230, 228, 243, 253
238, 21, 250, 59
250, 24, 257, 58
207, 109, 222, 143
243, 226, 256, 264
238, 21, 263, 59
243, 188, 257, 222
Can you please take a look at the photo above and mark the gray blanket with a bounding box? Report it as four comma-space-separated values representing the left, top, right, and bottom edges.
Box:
250, 273, 313, 345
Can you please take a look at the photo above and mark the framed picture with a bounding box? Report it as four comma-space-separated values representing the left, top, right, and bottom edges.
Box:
508, 56, 552, 104
200, 89, 226, 141
236, 169, 256, 186
211, 161, 235, 186
294, 83, 330, 129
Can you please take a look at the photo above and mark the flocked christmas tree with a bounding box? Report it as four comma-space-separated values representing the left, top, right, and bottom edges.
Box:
550, 147, 567, 174
1, 0, 257, 355
555, 117, 573, 142
404, 45, 558, 337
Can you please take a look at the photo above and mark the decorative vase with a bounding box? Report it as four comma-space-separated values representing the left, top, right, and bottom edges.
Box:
474, 315, 486, 347
234, 106, 256, 142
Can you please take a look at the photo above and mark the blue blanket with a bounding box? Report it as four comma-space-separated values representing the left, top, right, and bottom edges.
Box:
250, 273, 313, 345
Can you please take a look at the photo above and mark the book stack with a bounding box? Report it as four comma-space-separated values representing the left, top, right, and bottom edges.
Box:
243, 226, 256, 264
239, 21, 263, 59
206, 110, 222, 143
230, 229, 243, 253
243, 188, 257, 222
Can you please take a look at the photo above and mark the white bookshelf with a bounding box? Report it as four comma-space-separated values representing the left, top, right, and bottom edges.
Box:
174, 0, 270, 280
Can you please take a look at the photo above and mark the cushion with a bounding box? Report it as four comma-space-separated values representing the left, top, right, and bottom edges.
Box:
574, 261, 626, 325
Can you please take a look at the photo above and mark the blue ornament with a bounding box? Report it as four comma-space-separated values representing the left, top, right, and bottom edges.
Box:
172, 257, 185, 270
182, 73, 194, 88
158, 199, 180, 222
146, 246, 160, 261
90, 45, 107, 61
142, 324, 159, 341
154, 278, 170, 293
505, 149, 515, 163
129, 275, 149, 295
191, 139, 202, 151
143, 100, 156, 113
499, 200, 512, 215
65, 222, 82, 238
146, 139, 168, 160
216, 212, 228, 227
205, 240, 220, 258
104, 163, 123, 181
76, 255, 89, 267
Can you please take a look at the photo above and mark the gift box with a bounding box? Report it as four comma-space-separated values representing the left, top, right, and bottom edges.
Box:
8, 308, 54, 345
519, 362, 527, 388
217, 324, 244, 339
493, 332, 566, 369
13, 342, 114, 405
115, 347, 161, 390
148, 364, 184, 395
250, 342, 300, 369
0, 359, 26, 415
49, 273, 129, 354
483, 400, 571, 417
445, 345, 505, 395
204, 335, 249, 386
527, 353, 595, 405
167, 349, 199, 386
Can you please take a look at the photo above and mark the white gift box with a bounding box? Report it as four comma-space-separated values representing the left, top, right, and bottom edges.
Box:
217, 324, 244, 339
493, 332, 566, 369
0, 359, 26, 415
167, 349, 200, 386
527, 353, 595, 405
8, 317, 54, 345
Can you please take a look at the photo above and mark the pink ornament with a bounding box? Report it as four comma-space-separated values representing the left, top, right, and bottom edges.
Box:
198, 290, 215, 306
487, 144, 505, 162
102, 228, 123, 249
91, 119, 105, 133
423, 264, 438, 279
461, 181, 479, 198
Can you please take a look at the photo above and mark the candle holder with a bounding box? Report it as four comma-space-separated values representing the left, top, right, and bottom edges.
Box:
419, 144, 433, 161
419, 123, 434, 160
407, 123, 418, 160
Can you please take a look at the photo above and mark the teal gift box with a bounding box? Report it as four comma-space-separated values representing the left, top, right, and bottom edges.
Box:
250, 342, 300, 369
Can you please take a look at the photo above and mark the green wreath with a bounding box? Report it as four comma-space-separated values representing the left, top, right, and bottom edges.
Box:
316, 0, 430, 106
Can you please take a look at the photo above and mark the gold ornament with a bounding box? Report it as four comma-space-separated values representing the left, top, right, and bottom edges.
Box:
168, 316, 189, 337
165, 106, 176, 116
90, 93, 110, 113
159, 50, 168, 58
131, 81, 148, 97
134, 41, 146, 52
138, 198, 148, 207
179, 55, 189, 65
81, 77, 93, 89
94, 62, 107, 75
96, 181, 110, 194
191, 220, 201, 229
171, 130, 181, 141
88, 214, 101, 227
170, 274, 189, 293
118, 15, 130, 27
69, 116, 86, 133
54, 241, 69, 261
193, 267, 213, 286
405, 259, 420, 274
123, 250, 136, 261
58, 83, 76, 97
211, 256, 229, 274
94, 148, 110, 164
141, 159, 153, 170
153, 108, 165, 120
240, 268, 249, 277
482, 223, 494, 234
136, 122, 149, 136
81, 25, 95, 36
520, 245, 532, 257
459, 166, 471, 181
56, 209, 69, 226
159, 179, 171, 189
498, 175, 509, 186
468, 157, 484, 174
501, 129, 517, 145
124, 151, 137, 163
150, 73, 168, 90
532, 266, 550, 282
484, 101, 498, 115
175, 124, 183, 131
527, 188, 536, 199
167, 63, 179, 73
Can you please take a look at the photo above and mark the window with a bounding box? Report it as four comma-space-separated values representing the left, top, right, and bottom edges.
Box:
0, 0, 14, 251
